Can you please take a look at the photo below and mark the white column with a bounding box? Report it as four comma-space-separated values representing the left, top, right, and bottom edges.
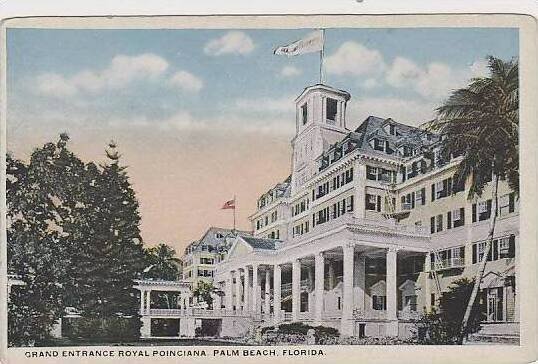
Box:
273, 264, 281, 323
424, 253, 432, 313
355, 254, 366, 312
252, 264, 259, 316
244, 267, 250, 313
341, 244, 355, 336
146, 290, 151, 313
140, 290, 145, 314
264, 268, 271, 318
386, 248, 398, 336
226, 271, 233, 311
292, 259, 301, 321
353, 164, 366, 219
514, 234, 520, 321
235, 269, 242, 312
314, 252, 325, 324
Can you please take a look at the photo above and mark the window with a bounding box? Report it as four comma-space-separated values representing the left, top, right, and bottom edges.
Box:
215, 233, 224, 239
301, 103, 308, 125
472, 235, 515, 263
415, 188, 426, 206
452, 208, 465, 228
326, 98, 338, 121
499, 192, 516, 216
372, 295, 386, 310
431, 177, 453, 201
431, 214, 443, 233
373, 138, 385, 152
367, 166, 378, 180
365, 194, 378, 211
473, 199, 492, 222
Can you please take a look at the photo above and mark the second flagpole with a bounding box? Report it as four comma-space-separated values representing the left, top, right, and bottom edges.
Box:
319, 28, 325, 84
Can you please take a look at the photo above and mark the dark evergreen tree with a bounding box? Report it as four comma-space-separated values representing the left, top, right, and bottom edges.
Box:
76, 141, 146, 337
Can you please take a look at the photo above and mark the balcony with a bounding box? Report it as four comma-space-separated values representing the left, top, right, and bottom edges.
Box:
289, 213, 428, 246
432, 257, 465, 271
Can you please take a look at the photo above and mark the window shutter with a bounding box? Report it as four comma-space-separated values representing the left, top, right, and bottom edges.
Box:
411, 192, 416, 208
447, 211, 452, 229
472, 244, 477, 264
460, 207, 465, 225
447, 177, 453, 196
421, 187, 426, 205
401, 196, 406, 205
377, 195, 382, 212
430, 217, 435, 234
472, 204, 477, 223
431, 184, 436, 202
508, 235, 516, 258
509, 192, 515, 213
493, 240, 499, 261
442, 179, 448, 197
487, 199, 492, 218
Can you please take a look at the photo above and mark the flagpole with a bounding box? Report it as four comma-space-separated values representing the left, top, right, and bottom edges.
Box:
233, 195, 236, 232
319, 28, 325, 84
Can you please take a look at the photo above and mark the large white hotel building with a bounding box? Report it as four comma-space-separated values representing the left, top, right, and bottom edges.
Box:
213, 83, 519, 339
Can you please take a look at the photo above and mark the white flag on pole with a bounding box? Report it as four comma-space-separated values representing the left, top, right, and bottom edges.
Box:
274, 30, 323, 57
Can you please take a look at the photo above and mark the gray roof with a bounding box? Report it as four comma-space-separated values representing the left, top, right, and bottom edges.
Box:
185, 227, 252, 254
241, 236, 279, 250
321, 116, 440, 163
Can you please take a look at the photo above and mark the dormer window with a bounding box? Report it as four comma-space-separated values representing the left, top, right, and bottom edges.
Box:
389, 124, 396, 135
301, 103, 308, 125
215, 233, 224, 239
373, 138, 385, 152
326, 98, 337, 122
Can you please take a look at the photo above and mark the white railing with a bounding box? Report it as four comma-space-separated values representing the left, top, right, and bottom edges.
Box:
143, 308, 253, 317
432, 257, 465, 270
289, 214, 428, 245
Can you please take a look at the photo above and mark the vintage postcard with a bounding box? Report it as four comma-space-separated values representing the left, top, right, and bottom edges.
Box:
1, 12, 537, 364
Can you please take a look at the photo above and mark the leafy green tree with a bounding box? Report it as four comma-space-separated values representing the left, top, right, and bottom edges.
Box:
418, 279, 484, 344
7, 134, 86, 345
143, 243, 182, 281
192, 281, 220, 309
431, 56, 518, 343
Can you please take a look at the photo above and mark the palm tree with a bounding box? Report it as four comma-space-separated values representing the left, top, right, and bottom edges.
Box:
144, 243, 182, 280
430, 56, 518, 344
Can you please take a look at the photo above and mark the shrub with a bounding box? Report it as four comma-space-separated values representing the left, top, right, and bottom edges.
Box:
417, 278, 484, 344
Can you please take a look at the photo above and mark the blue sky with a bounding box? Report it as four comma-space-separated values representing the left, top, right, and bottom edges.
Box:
6, 27, 519, 248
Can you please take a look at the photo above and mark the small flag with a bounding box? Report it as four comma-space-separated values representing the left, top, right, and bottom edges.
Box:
274, 30, 323, 57
221, 199, 236, 210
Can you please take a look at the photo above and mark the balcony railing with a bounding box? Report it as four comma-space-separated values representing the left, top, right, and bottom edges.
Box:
289, 213, 428, 245
432, 257, 465, 270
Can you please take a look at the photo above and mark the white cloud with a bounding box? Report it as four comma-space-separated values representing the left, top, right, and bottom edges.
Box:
469, 59, 489, 78
347, 96, 437, 127
280, 65, 302, 77
203, 31, 255, 56
35, 53, 169, 97
168, 70, 204, 93
325, 41, 385, 76
385, 56, 490, 99
361, 78, 379, 89
36, 73, 78, 97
